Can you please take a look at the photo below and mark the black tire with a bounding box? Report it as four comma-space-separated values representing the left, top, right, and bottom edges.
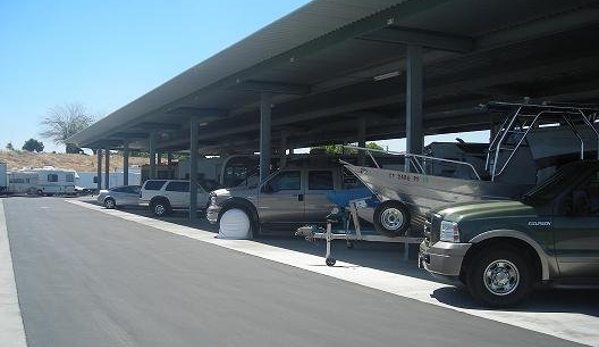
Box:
151, 199, 171, 217
104, 197, 116, 209
218, 206, 255, 238
466, 247, 534, 308
373, 201, 411, 237
36, 189, 44, 196
326, 257, 336, 266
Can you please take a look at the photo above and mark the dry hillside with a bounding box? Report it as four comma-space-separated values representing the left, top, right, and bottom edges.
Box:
0, 150, 149, 172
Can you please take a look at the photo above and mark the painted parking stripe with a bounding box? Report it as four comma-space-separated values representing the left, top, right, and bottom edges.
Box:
66, 199, 598, 347
0, 200, 28, 347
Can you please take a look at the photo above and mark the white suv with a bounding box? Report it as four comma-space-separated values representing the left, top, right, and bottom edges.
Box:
140, 180, 211, 217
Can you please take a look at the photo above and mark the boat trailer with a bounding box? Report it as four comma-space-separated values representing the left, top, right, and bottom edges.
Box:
296, 198, 423, 266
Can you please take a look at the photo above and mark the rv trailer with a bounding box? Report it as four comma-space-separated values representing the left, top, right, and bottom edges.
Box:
8, 166, 77, 196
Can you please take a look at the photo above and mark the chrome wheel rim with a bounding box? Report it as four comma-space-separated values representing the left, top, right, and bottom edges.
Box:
105, 199, 115, 208
483, 259, 520, 296
154, 205, 165, 215
380, 207, 404, 231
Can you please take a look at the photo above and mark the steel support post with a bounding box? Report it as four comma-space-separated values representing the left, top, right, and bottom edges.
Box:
96, 148, 102, 193
406, 44, 424, 172
104, 147, 110, 190
357, 117, 367, 166
259, 92, 272, 183
123, 141, 129, 186
149, 132, 157, 179
189, 117, 199, 221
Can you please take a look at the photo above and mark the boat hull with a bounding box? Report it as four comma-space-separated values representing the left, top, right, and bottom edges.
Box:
345, 164, 533, 227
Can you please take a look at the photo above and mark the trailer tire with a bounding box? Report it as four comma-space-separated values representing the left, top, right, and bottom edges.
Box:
326, 257, 336, 267
373, 200, 410, 237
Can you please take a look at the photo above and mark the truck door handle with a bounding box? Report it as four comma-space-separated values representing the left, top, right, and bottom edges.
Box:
296, 194, 304, 201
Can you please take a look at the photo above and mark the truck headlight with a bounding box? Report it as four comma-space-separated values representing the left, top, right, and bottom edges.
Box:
210, 196, 217, 206
440, 221, 460, 242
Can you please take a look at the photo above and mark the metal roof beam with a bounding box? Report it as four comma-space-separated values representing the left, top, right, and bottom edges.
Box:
476, 5, 599, 50
182, 54, 599, 142
166, 107, 229, 118
231, 80, 311, 95
106, 132, 148, 140
136, 122, 181, 131
358, 26, 474, 52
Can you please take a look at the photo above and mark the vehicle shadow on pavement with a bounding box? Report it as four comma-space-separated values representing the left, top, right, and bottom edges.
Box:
431, 286, 599, 316
258, 237, 434, 280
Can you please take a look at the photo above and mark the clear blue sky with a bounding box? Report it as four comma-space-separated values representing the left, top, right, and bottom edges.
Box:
0, 0, 487, 153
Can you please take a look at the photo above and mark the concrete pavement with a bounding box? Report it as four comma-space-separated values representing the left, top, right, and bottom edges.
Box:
2, 197, 591, 347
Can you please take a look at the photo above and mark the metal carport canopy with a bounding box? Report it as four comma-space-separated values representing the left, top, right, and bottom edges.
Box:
68, 0, 599, 153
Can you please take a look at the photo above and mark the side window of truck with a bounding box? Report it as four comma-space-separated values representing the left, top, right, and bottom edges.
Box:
308, 171, 333, 190
47, 174, 58, 182
566, 169, 599, 217
269, 171, 301, 192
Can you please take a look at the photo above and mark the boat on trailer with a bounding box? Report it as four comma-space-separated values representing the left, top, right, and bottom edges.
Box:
344, 101, 599, 236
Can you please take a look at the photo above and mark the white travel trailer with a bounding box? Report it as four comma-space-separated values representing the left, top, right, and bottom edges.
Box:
0, 162, 7, 193
77, 166, 142, 191
8, 166, 77, 195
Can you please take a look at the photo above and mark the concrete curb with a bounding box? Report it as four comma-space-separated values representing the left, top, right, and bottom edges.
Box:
0, 200, 27, 347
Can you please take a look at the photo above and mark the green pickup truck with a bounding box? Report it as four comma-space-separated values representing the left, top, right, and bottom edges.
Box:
419, 160, 599, 307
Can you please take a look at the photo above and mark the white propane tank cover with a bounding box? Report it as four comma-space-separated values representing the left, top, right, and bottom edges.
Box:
218, 208, 251, 240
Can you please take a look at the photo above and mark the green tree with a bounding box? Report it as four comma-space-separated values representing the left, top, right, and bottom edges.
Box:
312, 142, 384, 156
22, 138, 44, 152
5, 142, 14, 151
366, 142, 384, 151
40, 103, 96, 153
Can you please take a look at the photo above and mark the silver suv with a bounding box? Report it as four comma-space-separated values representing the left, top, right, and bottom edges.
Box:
207, 166, 344, 236
140, 180, 211, 217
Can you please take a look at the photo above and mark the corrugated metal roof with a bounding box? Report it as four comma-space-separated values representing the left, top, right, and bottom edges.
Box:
69, 0, 599, 151
69, 0, 407, 146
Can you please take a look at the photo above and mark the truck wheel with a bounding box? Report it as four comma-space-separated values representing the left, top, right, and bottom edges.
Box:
151, 199, 171, 217
218, 207, 254, 239
373, 201, 410, 237
104, 198, 116, 209
466, 248, 533, 307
